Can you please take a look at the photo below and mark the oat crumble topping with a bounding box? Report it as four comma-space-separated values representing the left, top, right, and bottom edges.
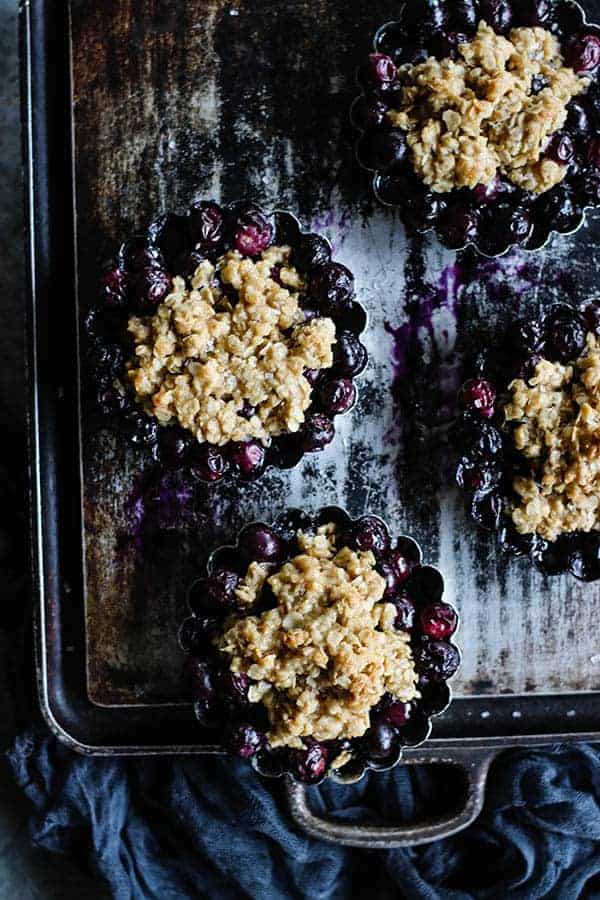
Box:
387, 21, 587, 194
126, 246, 336, 446
504, 334, 600, 540
217, 525, 419, 748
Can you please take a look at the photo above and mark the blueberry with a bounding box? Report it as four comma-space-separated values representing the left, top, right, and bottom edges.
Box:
494, 203, 534, 246
268, 433, 304, 470
121, 238, 165, 273
546, 131, 576, 166
229, 440, 266, 479
470, 491, 503, 531
401, 0, 447, 38
505, 317, 546, 356
238, 523, 283, 564
588, 138, 600, 170
190, 444, 229, 483
274, 509, 314, 544
517, 0, 551, 27
182, 659, 218, 726
123, 411, 159, 448
96, 386, 130, 417
217, 670, 251, 706
568, 535, 600, 582
131, 267, 172, 314
579, 301, 600, 335
550, 1, 585, 39
406, 565, 444, 603
308, 262, 354, 312
314, 506, 352, 531
566, 32, 600, 75
317, 378, 356, 416
357, 129, 408, 172
227, 723, 264, 759
347, 516, 391, 557
459, 378, 496, 418
290, 743, 329, 784
449, 0, 479, 34
336, 301, 367, 334
390, 538, 422, 576
301, 413, 335, 452
173, 250, 207, 279
351, 95, 390, 131
405, 188, 447, 230
180, 616, 220, 654
98, 268, 128, 309
419, 601, 458, 640
273, 211, 301, 246
188, 570, 240, 617
158, 428, 193, 467
545, 309, 586, 362
188, 201, 224, 253
367, 53, 398, 85
393, 594, 417, 630
473, 176, 503, 204
366, 722, 400, 765
452, 414, 504, 457
413, 636, 460, 683
333, 332, 368, 377
238, 400, 257, 420
437, 203, 479, 250
566, 99, 593, 139
293, 234, 332, 272
379, 561, 402, 600
231, 206, 274, 257
533, 535, 572, 576
479, 0, 513, 33
383, 701, 412, 728
87, 342, 125, 381
456, 457, 501, 493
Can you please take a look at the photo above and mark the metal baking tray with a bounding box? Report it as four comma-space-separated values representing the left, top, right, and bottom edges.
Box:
23, 0, 600, 847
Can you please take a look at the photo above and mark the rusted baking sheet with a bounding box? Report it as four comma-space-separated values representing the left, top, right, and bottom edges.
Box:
70, 0, 600, 713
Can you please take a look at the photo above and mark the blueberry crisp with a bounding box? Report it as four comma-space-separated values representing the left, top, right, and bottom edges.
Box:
354, 0, 600, 254
180, 509, 460, 783
86, 203, 367, 482
454, 301, 600, 580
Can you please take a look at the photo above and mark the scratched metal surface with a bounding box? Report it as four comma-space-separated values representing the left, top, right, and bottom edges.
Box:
71, 0, 600, 709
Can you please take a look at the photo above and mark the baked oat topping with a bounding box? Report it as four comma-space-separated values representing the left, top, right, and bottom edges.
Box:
504, 334, 600, 540
387, 21, 587, 194
125, 246, 336, 446
217, 525, 419, 748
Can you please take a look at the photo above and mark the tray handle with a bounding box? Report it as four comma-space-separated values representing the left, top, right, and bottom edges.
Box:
284, 747, 496, 848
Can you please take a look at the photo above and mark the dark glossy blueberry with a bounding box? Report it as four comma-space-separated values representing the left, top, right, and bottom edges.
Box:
545, 309, 586, 362
308, 262, 354, 313
530, 75, 548, 95
393, 594, 417, 630
273, 211, 301, 245
550, 1, 585, 39
456, 457, 500, 493
148, 213, 190, 269
470, 491, 503, 531
493, 203, 534, 246
413, 636, 460, 683
188, 569, 240, 617
406, 565, 444, 604
498, 523, 538, 557
333, 332, 368, 378
566, 99, 593, 141
179, 617, 211, 656
566, 32, 600, 75
173, 250, 207, 279
314, 506, 352, 531
546, 131, 576, 166
390, 537, 422, 576
229, 205, 273, 257
351, 95, 390, 131
578, 170, 600, 205
459, 378, 496, 418
347, 516, 390, 556
453, 416, 504, 458
131, 267, 172, 314
317, 378, 356, 416
379, 561, 402, 600
158, 428, 193, 467
336, 301, 367, 334
238, 523, 283, 564
227, 723, 264, 759
568, 535, 600, 582
532, 535, 572, 576
449, 0, 479, 33
434, 31, 468, 60
188, 201, 224, 253
299, 298, 321, 323
516, 0, 551, 27
366, 722, 399, 765
401, 0, 447, 38
301, 413, 335, 452
505, 317, 546, 356
405, 187, 447, 231
190, 444, 229, 483
290, 743, 329, 784
96, 386, 131, 417
229, 440, 266, 479
293, 234, 332, 272
217, 670, 251, 706
123, 411, 159, 447
479, 0, 513, 33
579, 301, 600, 335
357, 129, 408, 172
268, 433, 304, 470
419, 601, 458, 640
588, 138, 600, 170
374, 22, 406, 59
182, 659, 218, 726
180, 616, 220, 654
238, 400, 257, 421
437, 203, 479, 250
121, 238, 165, 273
98, 268, 128, 309
383, 701, 412, 728
473, 175, 503, 204
87, 342, 125, 381
367, 53, 397, 84
418, 681, 451, 717
274, 509, 314, 544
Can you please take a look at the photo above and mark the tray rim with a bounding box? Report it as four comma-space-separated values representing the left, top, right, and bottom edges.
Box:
23, 0, 600, 761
